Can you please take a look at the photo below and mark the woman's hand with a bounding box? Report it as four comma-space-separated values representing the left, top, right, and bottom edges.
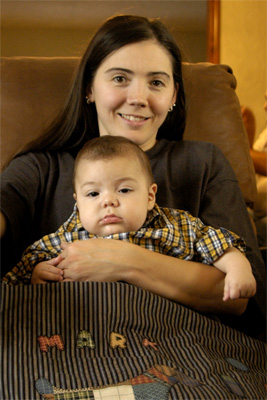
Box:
56, 238, 248, 316
31, 257, 64, 284
57, 239, 126, 282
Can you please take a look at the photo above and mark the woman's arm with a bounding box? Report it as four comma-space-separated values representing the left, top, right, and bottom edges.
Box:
0, 211, 6, 238
57, 239, 248, 316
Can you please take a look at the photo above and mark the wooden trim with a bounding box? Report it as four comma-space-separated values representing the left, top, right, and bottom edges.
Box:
207, 0, 220, 63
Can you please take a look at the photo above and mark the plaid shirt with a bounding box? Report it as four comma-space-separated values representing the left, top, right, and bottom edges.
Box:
2, 203, 246, 284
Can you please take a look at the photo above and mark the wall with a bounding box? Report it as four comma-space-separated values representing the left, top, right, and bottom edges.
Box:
1, 25, 206, 62
1, 1, 207, 62
220, 0, 267, 138
4, 0, 265, 131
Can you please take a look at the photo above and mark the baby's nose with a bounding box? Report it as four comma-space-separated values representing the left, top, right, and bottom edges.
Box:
103, 196, 119, 207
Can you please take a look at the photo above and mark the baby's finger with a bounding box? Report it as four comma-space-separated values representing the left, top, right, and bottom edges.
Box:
229, 286, 240, 300
47, 255, 64, 266
223, 291, 230, 302
39, 269, 64, 282
223, 283, 231, 301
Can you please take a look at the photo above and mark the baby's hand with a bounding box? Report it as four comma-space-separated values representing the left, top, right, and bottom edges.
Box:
223, 271, 256, 301
31, 257, 64, 284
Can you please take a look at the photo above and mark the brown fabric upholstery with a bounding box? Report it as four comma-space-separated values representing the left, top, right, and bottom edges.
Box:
0, 57, 256, 204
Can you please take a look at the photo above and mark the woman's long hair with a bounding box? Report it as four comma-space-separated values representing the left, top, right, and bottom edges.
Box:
18, 15, 186, 157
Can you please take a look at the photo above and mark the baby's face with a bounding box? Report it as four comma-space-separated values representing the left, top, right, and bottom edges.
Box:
74, 156, 156, 236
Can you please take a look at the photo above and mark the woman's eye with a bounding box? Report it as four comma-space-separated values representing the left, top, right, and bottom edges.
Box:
87, 191, 99, 197
114, 76, 126, 83
151, 80, 164, 87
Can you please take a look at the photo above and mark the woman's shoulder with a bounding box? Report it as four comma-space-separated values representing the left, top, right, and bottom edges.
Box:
148, 139, 223, 157
148, 139, 237, 192
2, 150, 75, 175
148, 139, 227, 167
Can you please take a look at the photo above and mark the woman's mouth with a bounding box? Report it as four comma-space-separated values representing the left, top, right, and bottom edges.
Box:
119, 113, 149, 122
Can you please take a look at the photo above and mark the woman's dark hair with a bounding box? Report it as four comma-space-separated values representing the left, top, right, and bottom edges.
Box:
19, 15, 186, 157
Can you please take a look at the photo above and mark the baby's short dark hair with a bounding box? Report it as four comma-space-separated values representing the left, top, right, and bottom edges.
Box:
73, 136, 155, 188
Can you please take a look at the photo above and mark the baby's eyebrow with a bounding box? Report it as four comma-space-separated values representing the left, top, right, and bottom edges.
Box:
115, 177, 138, 184
80, 177, 138, 189
81, 181, 97, 188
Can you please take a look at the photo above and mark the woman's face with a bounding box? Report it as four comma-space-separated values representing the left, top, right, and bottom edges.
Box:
88, 40, 178, 151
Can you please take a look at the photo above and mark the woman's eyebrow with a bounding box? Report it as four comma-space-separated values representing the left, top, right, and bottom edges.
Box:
105, 67, 171, 80
147, 71, 171, 80
105, 67, 133, 75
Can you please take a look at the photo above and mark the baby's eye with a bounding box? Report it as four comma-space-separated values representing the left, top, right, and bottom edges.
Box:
87, 191, 99, 197
119, 188, 132, 194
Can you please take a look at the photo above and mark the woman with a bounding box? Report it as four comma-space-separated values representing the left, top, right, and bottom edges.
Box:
1, 15, 265, 337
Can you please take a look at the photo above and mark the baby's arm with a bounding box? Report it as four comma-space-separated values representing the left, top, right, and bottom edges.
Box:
213, 247, 256, 301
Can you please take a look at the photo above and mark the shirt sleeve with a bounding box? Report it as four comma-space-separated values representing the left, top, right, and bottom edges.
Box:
2, 232, 64, 285
1, 207, 85, 285
0, 151, 75, 274
193, 217, 246, 264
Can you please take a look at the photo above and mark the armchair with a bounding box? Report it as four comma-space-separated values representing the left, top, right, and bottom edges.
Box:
1, 57, 266, 400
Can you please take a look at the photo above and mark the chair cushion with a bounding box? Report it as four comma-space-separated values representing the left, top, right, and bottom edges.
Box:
0, 57, 256, 204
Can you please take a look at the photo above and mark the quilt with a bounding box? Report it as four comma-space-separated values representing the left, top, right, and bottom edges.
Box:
1, 281, 266, 400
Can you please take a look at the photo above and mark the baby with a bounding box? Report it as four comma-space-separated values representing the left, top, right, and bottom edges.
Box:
3, 136, 256, 301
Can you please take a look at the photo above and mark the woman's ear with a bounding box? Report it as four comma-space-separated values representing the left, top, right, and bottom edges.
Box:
86, 89, 95, 103
73, 193, 77, 201
147, 183, 157, 211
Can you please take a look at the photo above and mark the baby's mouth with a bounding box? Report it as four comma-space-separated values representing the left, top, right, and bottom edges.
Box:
101, 215, 122, 224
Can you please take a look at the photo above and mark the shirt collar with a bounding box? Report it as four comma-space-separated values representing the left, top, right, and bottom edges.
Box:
143, 203, 162, 226
73, 203, 84, 231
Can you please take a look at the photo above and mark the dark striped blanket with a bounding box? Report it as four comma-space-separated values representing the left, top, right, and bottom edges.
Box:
1, 282, 266, 399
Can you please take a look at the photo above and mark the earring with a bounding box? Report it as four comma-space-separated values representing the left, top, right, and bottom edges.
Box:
168, 103, 176, 112
85, 96, 91, 104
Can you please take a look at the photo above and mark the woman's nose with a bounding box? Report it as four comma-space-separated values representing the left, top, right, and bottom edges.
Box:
127, 82, 148, 107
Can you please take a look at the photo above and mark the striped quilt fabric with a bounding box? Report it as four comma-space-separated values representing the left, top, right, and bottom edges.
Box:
1, 282, 266, 399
